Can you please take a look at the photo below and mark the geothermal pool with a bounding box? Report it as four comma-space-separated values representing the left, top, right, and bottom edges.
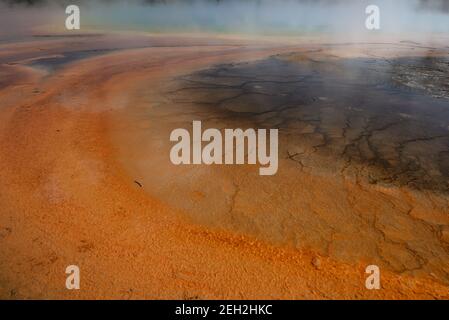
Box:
1, 32, 449, 299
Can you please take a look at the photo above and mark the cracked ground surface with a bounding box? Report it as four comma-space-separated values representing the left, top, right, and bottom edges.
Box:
116, 43, 449, 285
169, 54, 449, 192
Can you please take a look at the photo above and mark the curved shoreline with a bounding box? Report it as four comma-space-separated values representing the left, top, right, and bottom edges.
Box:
0, 34, 448, 299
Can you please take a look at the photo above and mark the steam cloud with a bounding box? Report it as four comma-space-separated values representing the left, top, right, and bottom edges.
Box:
1, 0, 449, 40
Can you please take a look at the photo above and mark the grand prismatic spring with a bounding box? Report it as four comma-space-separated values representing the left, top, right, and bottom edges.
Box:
1, 0, 449, 300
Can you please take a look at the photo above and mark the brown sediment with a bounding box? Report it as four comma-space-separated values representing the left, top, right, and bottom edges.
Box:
0, 33, 449, 299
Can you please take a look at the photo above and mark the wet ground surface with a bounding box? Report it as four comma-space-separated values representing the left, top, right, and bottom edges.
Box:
115, 48, 449, 284
3, 33, 449, 296
166, 53, 449, 192
26, 49, 117, 72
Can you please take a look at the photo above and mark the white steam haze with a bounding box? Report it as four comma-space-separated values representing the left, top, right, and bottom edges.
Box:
1, 0, 449, 40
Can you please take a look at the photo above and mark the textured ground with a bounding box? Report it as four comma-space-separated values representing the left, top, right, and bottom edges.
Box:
0, 33, 449, 299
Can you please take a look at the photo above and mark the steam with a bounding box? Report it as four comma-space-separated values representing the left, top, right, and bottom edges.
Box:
1, 0, 449, 40
0, 2, 64, 39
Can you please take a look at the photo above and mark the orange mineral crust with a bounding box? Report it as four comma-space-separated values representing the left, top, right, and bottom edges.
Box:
0, 33, 448, 299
